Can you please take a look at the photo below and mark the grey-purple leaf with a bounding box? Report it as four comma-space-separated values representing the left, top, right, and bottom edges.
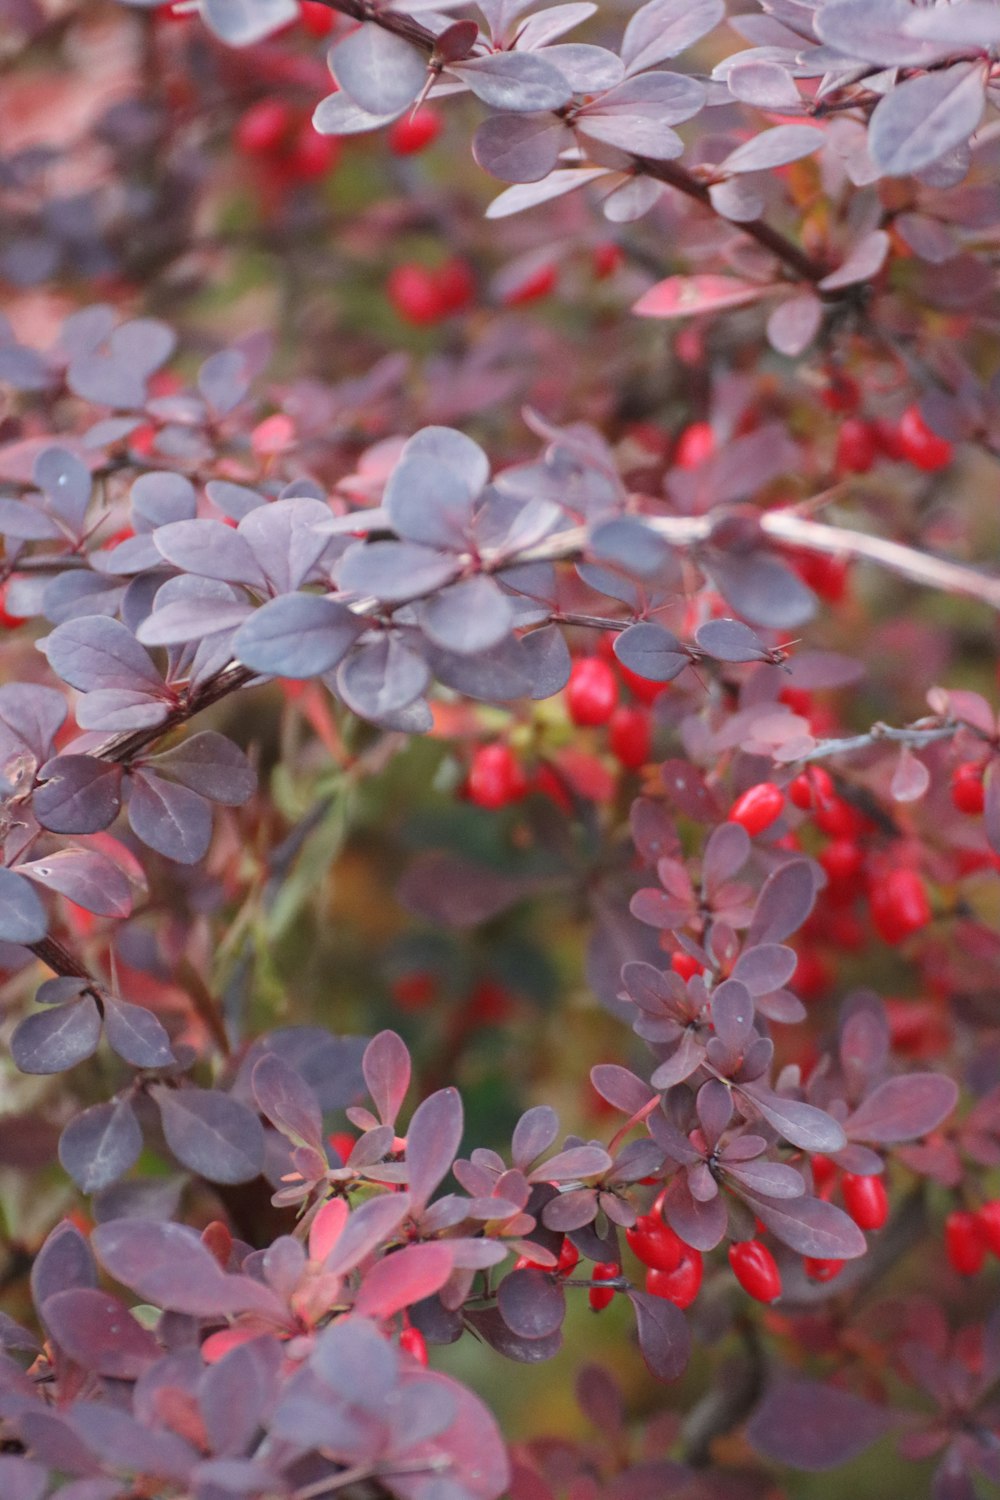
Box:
530, 1144, 611, 1182
322, 1193, 412, 1276
724, 1158, 805, 1199
661, 1172, 728, 1251
34, 446, 91, 531
91, 1219, 274, 1316
512, 1105, 560, 1169
747, 1374, 894, 1469
703, 822, 751, 888
337, 635, 430, 721
128, 770, 212, 865
721, 124, 825, 175
130, 471, 197, 530
385, 454, 477, 547
590, 1063, 655, 1115
740, 1085, 846, 1153
11, 996, 101, 1074
767, 293, 824, 357
331, 24, 427, 116
747, 859, 817, 945
731, 944, 798, 996
43, 1289, 159, 1378
146, 731, 256, 805
453, 51, 573, 112
521, 623, 572, 698
252, 1052, 323, 1150
420, 576, 513, 654
0, 868, 48, 943
0, 682, 66, 762
407, 1087, 464, 1209
869, 63, 985, 178
198, 350, 250, 416
33, 757, 123, 835
153, 519, 268, 590
201, 0, 297, 45
153, 1085, 264, 1183
313, 91, 404, 135
19, 848, 132, 918
103, 998, 174, 1069
743, 1189, 866, 1259
628, 1290, 691, 1382
364, 1029, 412, 1128
498, 1268, 565, 1339
613, 622, 687, 682
845, 1073, 958, 1144
589, 518, 677, 582
234, 594, 364, 679
32, 1220, 96, 1308
338, 540, 459, 603
710, 980, 755, 1053
41, 615, 162, 693
694, 617, 767, 662
58, 1100, 143, 1192
621, 0, 723, 72
473, 113, 563, 183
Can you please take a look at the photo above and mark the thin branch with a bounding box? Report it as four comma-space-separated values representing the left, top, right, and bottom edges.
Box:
796, 718, 966, 766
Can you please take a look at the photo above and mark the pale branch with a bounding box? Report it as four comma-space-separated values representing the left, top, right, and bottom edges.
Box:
796, 718, 968, 766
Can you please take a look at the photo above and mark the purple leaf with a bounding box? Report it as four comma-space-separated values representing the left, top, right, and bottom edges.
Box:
353, 1243, 454, 1319
661, 1172, 728, 1251
767, 293, 824, 357
621, 0, 723, 72
0, 682, 66, 762
590, 1064, 655, 1115
102, 997, 174, 1068
41, 615, 162, 693
59, 1099, 142, 1191
627, 1290, 691, 1382
721, 125, 825, 175
31, 1220, 97, 1308
145, 731, 256, 805
748, 1374, 895, 1469
731, 943, 798, 996
845, 1074, 958, 1144
338, 539, 459, 603
498, 1268, 566, 1339
634, 275, 772, 320
322, 1193, 412, 1275
43, 1289, 159, 1378
11, 996, 101, 1074
420, 576, 513, 655
200, 0, 297, 45
814, 0, 950, 66
613, 622, 688, 682
724, 1158, 805, 1199
0, 868, 48, 943
385, 453, 478, 547
364, 1029, 412, 1128
740, 1189, 866, 1259
34, 756, 122, 836
34, 446, 92, 531
153, 1085, 264, 1183
528, 1145, 611, 1183
747, 860, 817, 946
521, 622, 572, 699
473, 113, 563, 183
465, 1306, 563, 1363
252, 1052, 323, 1150
694, 617, 769, 662
153, 518, 268, 589
0, 1457, 47, 1500
19, 848, 132, 919
869, 63, 986, 178
740, 1085, 846, 1153
130, 470, 197, 529
331, 24, 427, 116
127, 769, 212, 864
67, 318, 176, 409
91, 1219, 278, 1317
706, 551, 816, 630
453, 52, 573, 112
63, 1406, 196, 1483
512, 1106, 560, 1169
407, 1087, 463, 1209
233, 594, 364, 679
710, 979, 755, 1053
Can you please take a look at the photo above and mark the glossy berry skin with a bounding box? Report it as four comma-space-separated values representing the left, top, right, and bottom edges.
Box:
897, 405, 954, 472
674, 421, 715, 469
835, 418, 877, 475
588, 1261, 620, 1311
503, 264, 558, 307
945, 1210, 987, 1275
557, 1238, 580, 1275
626, 1213, 683, 1273
466, 744, 526, 810
729, 1240, 782, 1303
609, 705, 651, 770
804, 1257, 845, 1282
299, 0, 335, 34
387, 264, 447, 326
0, 581, 27, 629
645, 1247, 703, 1309
842, 1173, 889, 1231
566, 657, 618, 727
951, 762, 985, 814
387, 107, 441, 155
728, 782, 785, 837
787, 766, 834, 811
286, 124, 340, 181
671, 951, 703, 981
399, 1326, 428, 1365
618, 660, 667, 705
870, 869, 931, 945
977, 1200, 1000, 1257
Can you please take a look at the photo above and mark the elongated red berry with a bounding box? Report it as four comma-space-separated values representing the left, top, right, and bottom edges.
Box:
841, 1173, 889, 1231
821, 371, 860, 413
835, 418, 877, 475
897, 405, 953, 472
671, 951, 703, 981
503, 264, 558, 307
870, 869, 931, 945
951, 762, 985, 815
300, 0, 335, 34
626, 1213, 683, 1274
617, 660, 668, 705
400, 1325, 428, 1365
388, 264, 447, 326
557, 1238, 580, 1275
645, 1246, 702, 1309
728, 782, 785, 837
787, 766, 834, 811
236, 99, 291, 156
945, 1210, 986, 1275
674, 421, 715, 469
977, 1200, 1000, 1257
0, 580, 27, 629
466, 744, 526, 810
609, 705, 651, 770
593, 242, 623, 279
388, 107, 442, 155
566, 657, 618, 727
729, 1240, 782, 1303
588, 1261, 620, 1311
804, 1256, 844, 1282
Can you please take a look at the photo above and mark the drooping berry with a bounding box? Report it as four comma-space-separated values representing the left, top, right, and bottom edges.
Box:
300, 0, 336, 34
557, 1238, 581, 1275
897, 405, 953, 472
977, 1200, 1000, 1257
400, 1325, 428, 1365
617, 659, 668, 705
674, 421, 715, 469
435, 257, 476, 314
728, 1240, 782, 1303
466, 744, 526, 810
804, 1256, 844, 1282
286, 123, 340, 181
728, 782, 785, 837
387, 264, 448, 326
626, 1213, 683, 1274
787, 766, 834, 811
592, 242, 624, 279
502, 263, 559, 307
671, 951, 703, 981
870, 868, 931, 945
945, 1210, 987, 1275
236, 99, 292, 156
951, 761, 985, 815
841, 1173, 889, 1231
835, 418, 877, 475
821, 370, 860, 413
566, 657, 618, 727
645, 1247, 703, 1309
609, 705, 651, 770
0, 580, 27, 629
588, 1261, 621, 1311
388, 107, 442, 155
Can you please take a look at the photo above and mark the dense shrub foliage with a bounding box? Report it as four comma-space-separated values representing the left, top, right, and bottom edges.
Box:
1, 1, 1000, 1497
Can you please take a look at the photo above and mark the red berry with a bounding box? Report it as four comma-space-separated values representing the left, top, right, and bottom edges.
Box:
593, 242, 623, 279
674, 421, 715, 469
951, 761, 985, 815
609, 705, 651, 770
945, 1210, 987, 1275
0, 580, 27, 629
870, 868, 931, 945
814, 795, 864, 840
299, 0, 335, 33
794, 550, 851, 603
617, 659, 668, 705
835, 418, 877, 475
842, 1173, 889, 1231
728, 1240, 782, 1303
821, 371, 860, 413
897, 405, 953, 472
728, 782, 785, 837
671, 951, 703, 981
400, 1325, 428, 1365
388, 264, 448, 326
390, 971, 437, 1012
645, 1247, 703, 1309
820, 838, 864, 887
286, 123, 340, 180
388, 107, 442, 155
466, 744, 526, 810
810, 1155, 837, 1192
557, 1238, 580, 1275
327, 1131, 355, 1165
566, 657, 618, 727
788, 766, 833, 811
977, 1200, 1000, 1257
626, 1213, 683, 1274
436, 257, 475, 314
588, 1261, 620, 1311
236, 99, 292, 156
503, 264, 558, 307
804, 1256, 844, 1282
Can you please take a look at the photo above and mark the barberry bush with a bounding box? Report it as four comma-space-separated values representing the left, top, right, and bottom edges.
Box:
1, 1, 1000, 1497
